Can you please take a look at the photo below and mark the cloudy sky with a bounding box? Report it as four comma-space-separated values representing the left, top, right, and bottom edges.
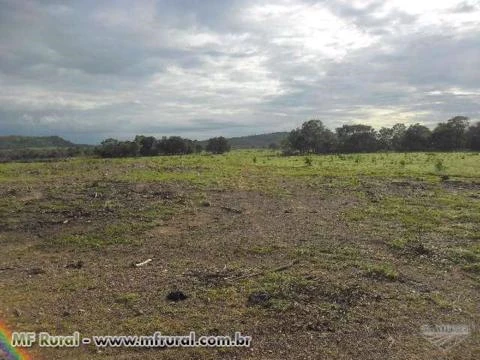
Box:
0, 0, 479, 143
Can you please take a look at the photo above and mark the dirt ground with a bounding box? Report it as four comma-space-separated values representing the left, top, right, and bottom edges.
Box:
1, 169, 479, 359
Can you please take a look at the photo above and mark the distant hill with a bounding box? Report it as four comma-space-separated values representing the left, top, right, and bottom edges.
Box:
0, 132, 290, 151
0, 135, 78, 149
200, 132, 289, 149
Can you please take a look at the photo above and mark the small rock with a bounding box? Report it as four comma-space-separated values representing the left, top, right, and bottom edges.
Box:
247, 292, 271, 306
166, 291, 188, 302
65, 260, 84, 269
207, 328, 220, 335
27, 267, 45, 275
13, 308, 22, 317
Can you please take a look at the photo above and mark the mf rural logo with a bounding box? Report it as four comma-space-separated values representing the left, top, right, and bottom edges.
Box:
420, 324, 472, 352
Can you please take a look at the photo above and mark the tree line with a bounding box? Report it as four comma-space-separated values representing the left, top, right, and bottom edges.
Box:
0, 146, 93, 163
1, 116, 478, 162
94, 135, 231, 158
282, 116, 480, 154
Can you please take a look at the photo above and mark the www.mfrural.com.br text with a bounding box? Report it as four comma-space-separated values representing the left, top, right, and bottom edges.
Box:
11, 331, 252, 348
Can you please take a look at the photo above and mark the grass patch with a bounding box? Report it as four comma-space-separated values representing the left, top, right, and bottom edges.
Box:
462, 263, 480, 274
448, 245, 480, 264
115, 293, 140, 306
45, 221, 152, 248
364, 263, 399, 281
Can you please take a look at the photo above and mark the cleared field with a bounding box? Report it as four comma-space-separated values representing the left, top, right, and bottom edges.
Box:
0, 151, 479, 359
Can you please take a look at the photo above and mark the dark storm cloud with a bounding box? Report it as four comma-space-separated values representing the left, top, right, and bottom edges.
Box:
0, 0, 478, 143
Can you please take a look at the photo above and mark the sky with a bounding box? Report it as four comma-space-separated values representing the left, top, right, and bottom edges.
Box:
0, 0, 479, 144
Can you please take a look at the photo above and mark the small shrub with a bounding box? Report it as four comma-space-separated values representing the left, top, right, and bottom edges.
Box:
463, 263, 480, 274
304, 156, 313, 166
389, 238, 409, 250
365, 264, 399, 281
434, 159, 446, 173
115, 293, 140, 305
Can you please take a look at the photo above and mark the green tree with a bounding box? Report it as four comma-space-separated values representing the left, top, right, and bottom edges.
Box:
206, 137, 231, 154
391, 123, 407, 151
283, 120, 337, 154
336, 124, 378, 153
161, 136, 193, 155
401, 124, 431, 151
431, 116, 469, 151
95, 138, 119, 157
378, 127, 394, 150
466, 122, 480, 150
95, 138, 139, 158
136, 136, 157, 156
193, 141, 203, 153
377, 124, 407, 151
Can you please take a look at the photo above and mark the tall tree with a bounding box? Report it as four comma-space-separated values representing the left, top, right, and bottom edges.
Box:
136, 136, 157, 156
466, 122, 480, 150
161, 136, 192, 155
431, 116, 469, 151
391, 123, 407, 151
336, 124, 378, 153
401, 124, 431, 151
378, 127, 394, 150
283, 120, 337, 154
206, 137, 231, 154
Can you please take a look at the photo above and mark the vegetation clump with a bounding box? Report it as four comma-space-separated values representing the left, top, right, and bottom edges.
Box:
206, 136, 231, 154
282, 116, 479, 155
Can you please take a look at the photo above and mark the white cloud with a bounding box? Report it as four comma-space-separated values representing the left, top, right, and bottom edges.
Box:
245, 1, 376, 60
0, 0, 478, 143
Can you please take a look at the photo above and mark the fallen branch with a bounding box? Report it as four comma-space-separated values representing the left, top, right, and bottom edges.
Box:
0, 266, 15, 271
134, 259, 152, 267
